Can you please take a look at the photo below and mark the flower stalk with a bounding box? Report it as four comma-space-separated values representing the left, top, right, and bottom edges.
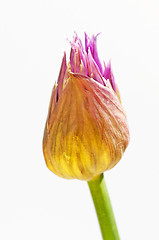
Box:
43, 33, 130, 239
88, 174, 120, 240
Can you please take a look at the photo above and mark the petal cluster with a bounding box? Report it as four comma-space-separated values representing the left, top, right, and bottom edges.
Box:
43, 33, 130, 180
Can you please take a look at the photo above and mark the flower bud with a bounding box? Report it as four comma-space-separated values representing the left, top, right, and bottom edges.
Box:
43, 33, 130, 180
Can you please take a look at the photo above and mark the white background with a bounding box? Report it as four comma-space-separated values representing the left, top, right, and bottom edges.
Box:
0, 0, 159, 239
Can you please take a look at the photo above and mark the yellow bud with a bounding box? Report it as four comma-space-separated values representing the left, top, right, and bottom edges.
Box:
43, 33, 130, 180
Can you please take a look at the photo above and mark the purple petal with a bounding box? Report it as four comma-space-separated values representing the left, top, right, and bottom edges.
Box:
56, 52, 67, 101
103, 61, 116, 92
70, 33, 88, 75
85, 33, 103, 75
70, 48, 75, 72
87, 49, 105, 85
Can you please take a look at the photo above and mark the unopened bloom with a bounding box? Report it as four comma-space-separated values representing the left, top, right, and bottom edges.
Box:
43, 33, 129, 180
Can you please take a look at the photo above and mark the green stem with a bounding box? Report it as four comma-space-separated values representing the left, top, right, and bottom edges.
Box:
87, 174, 120, 240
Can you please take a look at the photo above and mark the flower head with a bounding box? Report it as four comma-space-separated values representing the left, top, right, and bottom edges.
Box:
43, 33, 130, 180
